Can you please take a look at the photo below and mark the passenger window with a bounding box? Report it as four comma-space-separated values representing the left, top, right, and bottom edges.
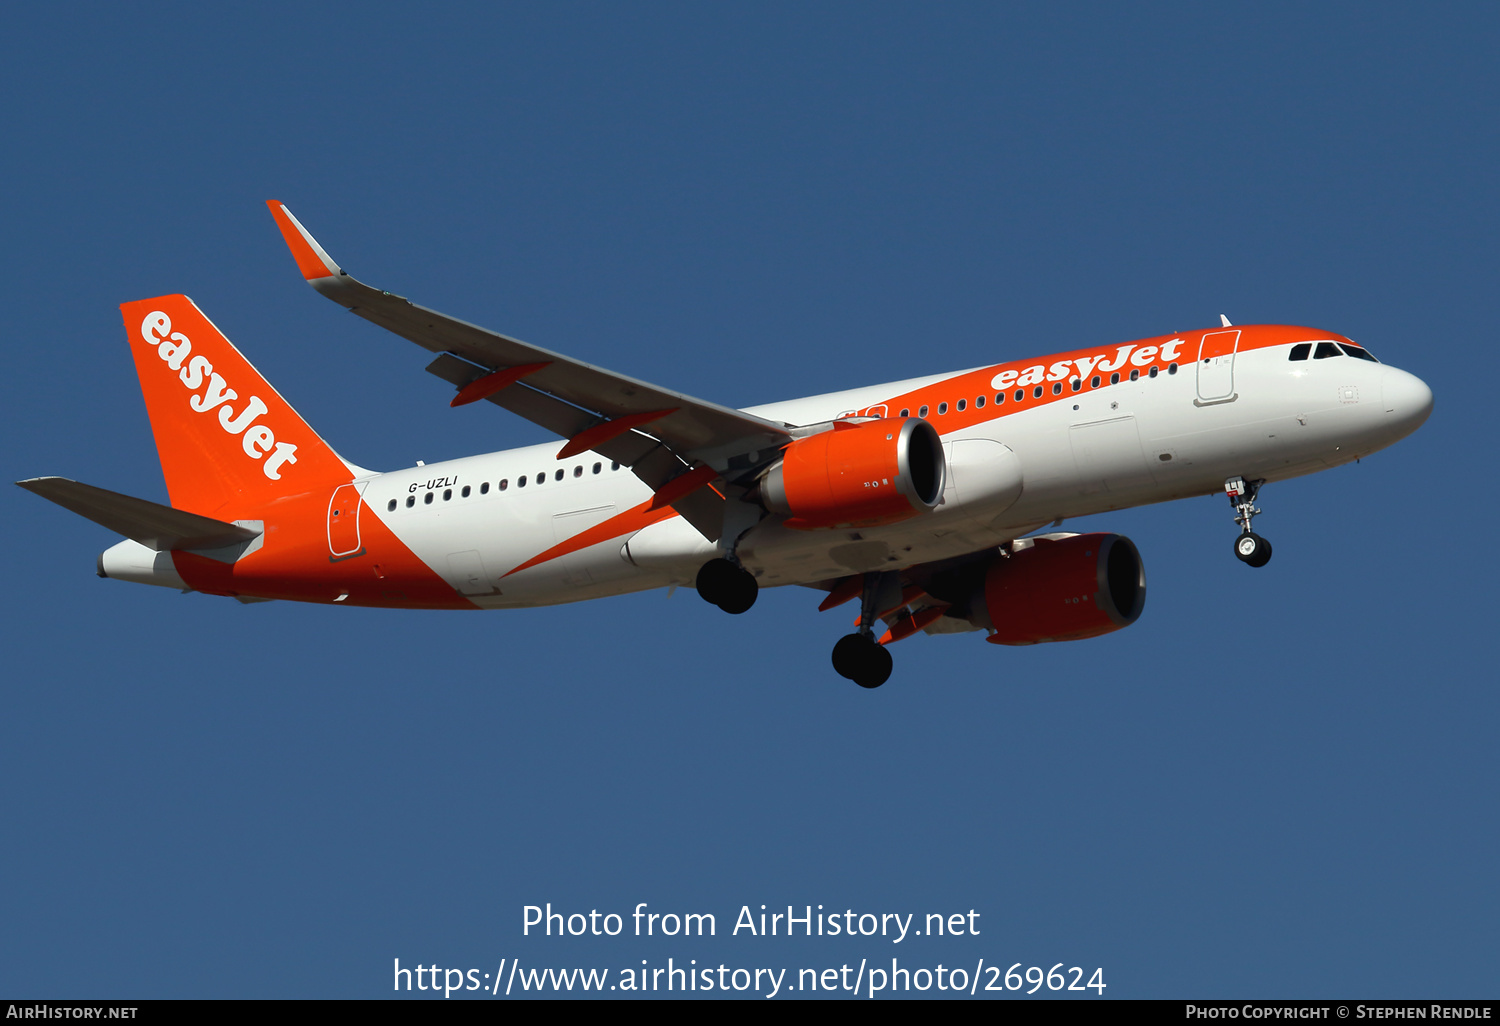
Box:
1148, 366, 1158, 378
481, 482, 490, 494
1051, 382, 1062, 395
1289, 343, 1312, 361
975, 395, 985, 409
956, 398, 966, 411
1314, 342, 1342, 359
424, 492, 434, 504
1091, 375, 1101, 388
405, 495, 415, 508
593, 462, 601, 474
499, 479, 508, 491
518, 476, 527, 487
573, 466, 582, 477
555, 469, 564, 481
899, 408, 910, 417
461, 485, 471, 497
1071, 378, 1082, 391
1015, 389, 1025, 402
1130, 369, 1140, 381
443, 488, 452, 501
612, 462, 620, 471
1168, 362, 1178, 374
1110, 372, 1120, 384
938, 402, 948, 415
1340, 343, 1379, 362
535, 471, 545, 484
1033, 386, 1043, 398
387, 499, 397, 511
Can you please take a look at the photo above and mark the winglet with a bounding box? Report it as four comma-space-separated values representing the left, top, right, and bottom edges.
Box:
266, 200, 341, 281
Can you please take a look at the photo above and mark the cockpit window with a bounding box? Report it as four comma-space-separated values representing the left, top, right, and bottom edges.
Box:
1314, 342, 1343, 359
1339, 343, 1379, 363
1289, 343, 1311, 361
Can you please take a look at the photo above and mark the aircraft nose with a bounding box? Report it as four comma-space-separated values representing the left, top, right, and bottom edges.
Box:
1381, 366, 1434, 436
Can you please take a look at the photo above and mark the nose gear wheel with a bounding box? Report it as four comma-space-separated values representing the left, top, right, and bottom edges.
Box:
1234, 531, 1272, 567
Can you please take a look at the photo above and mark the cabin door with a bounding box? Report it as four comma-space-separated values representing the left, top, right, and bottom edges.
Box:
1195, 329, 1240, 404
327, 482, 367, 559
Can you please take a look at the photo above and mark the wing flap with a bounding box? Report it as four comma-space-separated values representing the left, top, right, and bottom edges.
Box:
426, 353, 596, 442
425, 353, 726, 537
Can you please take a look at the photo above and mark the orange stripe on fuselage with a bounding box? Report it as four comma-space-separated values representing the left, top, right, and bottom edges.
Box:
503, 498, 679, 578
859, 324, 1341, 438
172, 492, 472, 609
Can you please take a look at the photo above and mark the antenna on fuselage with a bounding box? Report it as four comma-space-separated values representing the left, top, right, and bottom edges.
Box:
1220, 314, 1233, 327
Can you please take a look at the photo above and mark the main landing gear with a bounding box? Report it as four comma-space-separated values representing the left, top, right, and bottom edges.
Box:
832, 634, 891, 689
696, 557, 758, 614
830, 572, 895, 689
1225, 476, 1272, 568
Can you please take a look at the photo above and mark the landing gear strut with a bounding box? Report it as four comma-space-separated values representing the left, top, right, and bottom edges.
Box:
830, 571, 895, 688
1225, 476, 1272, 567
696, 557, 758, 613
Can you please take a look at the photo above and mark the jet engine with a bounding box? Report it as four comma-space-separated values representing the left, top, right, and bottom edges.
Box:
971, 532, 1146, 645
760, 418, 945, 529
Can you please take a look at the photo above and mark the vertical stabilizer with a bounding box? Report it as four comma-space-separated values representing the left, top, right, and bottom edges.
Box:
122, 295, 354, 518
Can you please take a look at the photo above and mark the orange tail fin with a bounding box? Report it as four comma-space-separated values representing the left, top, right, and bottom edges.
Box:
123, 295, 355, 518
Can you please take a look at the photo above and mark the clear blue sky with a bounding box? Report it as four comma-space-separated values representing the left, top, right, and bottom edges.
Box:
2, 2, 1495, 998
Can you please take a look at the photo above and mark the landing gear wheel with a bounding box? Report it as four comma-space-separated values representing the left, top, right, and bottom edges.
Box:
1234, 532, 1272, 567
831, 633, 893, 689
695, 558, 758, 613
831, 634, 867, 679
854, 645, 893, 689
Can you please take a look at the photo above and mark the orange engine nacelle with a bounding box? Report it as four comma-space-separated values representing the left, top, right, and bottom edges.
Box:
973, 533, 1146, 645
761, 418, 945, 529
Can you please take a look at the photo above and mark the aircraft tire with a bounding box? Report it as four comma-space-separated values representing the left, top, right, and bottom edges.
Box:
1234, 532, 1272, 568
697, 557, 758, 613
832, 633, 892, 688
831, 633, 867, 679
716, 570, 758, 614
853, 644, 893, 689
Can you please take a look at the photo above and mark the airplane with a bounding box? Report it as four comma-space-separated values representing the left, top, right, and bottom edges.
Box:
18, 201, 1434, 688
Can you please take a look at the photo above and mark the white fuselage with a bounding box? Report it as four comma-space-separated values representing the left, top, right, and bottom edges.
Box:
357, 338, 1430, 609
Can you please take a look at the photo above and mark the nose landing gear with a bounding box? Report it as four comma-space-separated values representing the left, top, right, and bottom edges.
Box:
830, 571, 896, 688
1225, 476, 1272, 567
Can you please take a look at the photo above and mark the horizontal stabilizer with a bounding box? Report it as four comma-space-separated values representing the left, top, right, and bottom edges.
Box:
17, 477, 261, 551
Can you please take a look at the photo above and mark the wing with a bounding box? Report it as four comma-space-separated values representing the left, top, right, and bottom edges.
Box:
266, 201, 793, 540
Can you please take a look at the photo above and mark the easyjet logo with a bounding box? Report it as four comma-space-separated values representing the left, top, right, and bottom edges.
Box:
989, 339, 1186, 390
139, 311, 299, 480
